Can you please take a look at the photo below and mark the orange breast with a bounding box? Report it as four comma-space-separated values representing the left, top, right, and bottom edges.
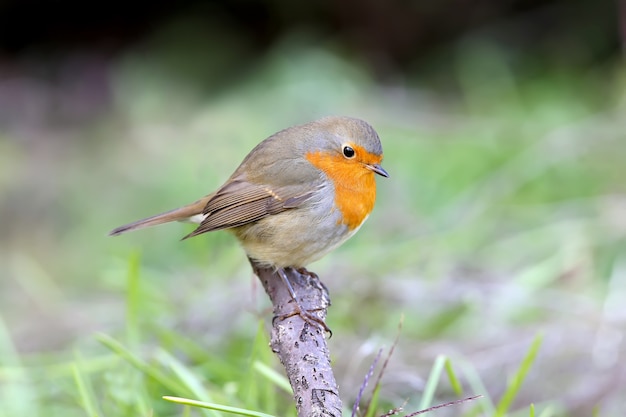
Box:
306, 147, 380, 230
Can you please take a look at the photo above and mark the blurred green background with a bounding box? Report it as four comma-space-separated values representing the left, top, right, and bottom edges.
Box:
1, 1, 625, 416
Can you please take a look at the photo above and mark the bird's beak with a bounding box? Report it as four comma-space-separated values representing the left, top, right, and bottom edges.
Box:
366, 163, 389, 178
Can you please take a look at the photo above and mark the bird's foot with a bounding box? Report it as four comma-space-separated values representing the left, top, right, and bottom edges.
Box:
296, 267, 319, 280
275, 268, 332, 335
274, 304, 332, 335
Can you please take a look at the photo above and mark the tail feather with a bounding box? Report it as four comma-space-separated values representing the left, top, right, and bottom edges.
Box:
109, 199, 207, 236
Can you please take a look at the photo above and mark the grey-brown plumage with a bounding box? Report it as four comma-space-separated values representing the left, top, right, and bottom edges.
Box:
109, 116, 388, 268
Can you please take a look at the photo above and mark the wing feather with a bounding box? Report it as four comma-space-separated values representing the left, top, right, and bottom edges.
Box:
183, 178, 314, 239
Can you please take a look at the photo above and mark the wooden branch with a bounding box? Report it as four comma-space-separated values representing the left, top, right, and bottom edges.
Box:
250, 260, 343, 417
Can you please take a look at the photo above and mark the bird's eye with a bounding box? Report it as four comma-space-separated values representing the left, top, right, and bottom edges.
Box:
342, 145, 355, 159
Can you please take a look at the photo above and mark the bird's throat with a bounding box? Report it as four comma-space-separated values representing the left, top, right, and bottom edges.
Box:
305, 151, 378, 230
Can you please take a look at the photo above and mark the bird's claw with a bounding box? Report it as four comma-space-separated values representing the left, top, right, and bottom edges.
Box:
273, 303, 332, 336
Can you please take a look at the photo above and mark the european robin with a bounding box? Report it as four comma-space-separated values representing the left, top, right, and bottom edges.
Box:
110, 116, 388, 328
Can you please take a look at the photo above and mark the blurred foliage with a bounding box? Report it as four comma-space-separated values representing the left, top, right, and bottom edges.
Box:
1, 4, 626, 417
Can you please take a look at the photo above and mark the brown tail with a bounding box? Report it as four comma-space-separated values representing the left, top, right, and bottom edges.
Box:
109, 198, 208, 236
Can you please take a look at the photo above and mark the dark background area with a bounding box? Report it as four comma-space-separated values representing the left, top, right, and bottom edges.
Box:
0, 0, 620, 137
0, 0, 619, 77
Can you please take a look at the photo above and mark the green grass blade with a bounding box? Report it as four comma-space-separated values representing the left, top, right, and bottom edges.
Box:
537, 404, 558, 417
529, 403, 535, 417
444, 357, 463, 396
494, 334, 543, 417
419, 354, 447, 409
459, 361, 494, 416
163, 396, 278, 417
242, 321, 279, 414
125, 251, 142, 347
155, 348, 221, 417
97, 333, 187, 395
363, 384, 381, 417
253, 361, 291, 394
71, 358, 100, 417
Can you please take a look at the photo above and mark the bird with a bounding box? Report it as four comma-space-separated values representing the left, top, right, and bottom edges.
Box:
110, 116, 388, 329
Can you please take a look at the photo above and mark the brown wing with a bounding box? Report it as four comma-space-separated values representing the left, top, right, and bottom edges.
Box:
182, 178, 314, 239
